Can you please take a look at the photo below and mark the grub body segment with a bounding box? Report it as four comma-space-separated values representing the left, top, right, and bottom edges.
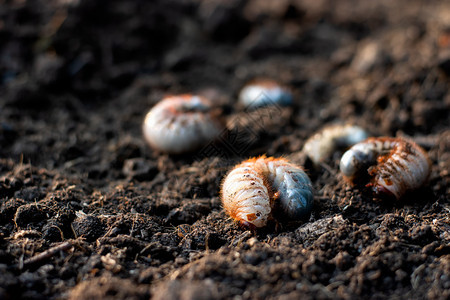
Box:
221, 156, 313, 228
143, 95, 224, 154
340, 137, 431, 199
303, 124, 369, 165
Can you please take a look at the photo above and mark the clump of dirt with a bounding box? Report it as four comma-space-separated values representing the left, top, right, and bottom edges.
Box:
0, 0, 449, 299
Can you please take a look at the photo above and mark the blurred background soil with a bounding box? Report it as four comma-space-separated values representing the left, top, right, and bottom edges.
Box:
0, 0, 449, 299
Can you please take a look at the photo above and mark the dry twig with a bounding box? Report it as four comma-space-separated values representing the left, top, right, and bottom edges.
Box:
20, 241, 73, 269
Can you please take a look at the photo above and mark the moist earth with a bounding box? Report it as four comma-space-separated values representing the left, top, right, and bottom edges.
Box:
0, 0, 449, 299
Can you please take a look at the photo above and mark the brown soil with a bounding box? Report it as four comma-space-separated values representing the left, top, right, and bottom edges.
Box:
0, 0, 449, 299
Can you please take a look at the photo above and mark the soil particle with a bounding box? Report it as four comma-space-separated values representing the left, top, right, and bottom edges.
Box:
351, 40, 386, 74
14, 204, 50, 229
68, 275, 150, 300
33, 53, 66, 88
0, 198, 25, 225
409, 225, 436, 245
122, 158, 158, 181
152, 279, 220, 300
41, 222, 64, 243
437, 51, 450, 75
165, 201, 212, 225
295, 214, 348, 246
72, 214, 105, 242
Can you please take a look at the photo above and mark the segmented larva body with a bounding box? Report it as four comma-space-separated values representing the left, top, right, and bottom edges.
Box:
238, 79, 292, 109
221, 156, 313, 229
340, 137, 431, 199
143, 95, 224, 154
303, 124, 369, 165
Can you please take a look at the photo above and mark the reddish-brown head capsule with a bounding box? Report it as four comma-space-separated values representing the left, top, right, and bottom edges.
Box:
221, 156, 313, 229
340, 137, 431, 199
143, 95, 224, 154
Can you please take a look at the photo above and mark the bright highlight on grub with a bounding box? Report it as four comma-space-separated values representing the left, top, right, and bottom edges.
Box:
238, 79, 293, 109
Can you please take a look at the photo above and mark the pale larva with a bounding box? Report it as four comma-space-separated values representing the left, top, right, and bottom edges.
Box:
221, 156, 313, 229
303, 124, 369, 165
340, 137, 431, 199
238, 79, 292, 109
142, 94, 224, 154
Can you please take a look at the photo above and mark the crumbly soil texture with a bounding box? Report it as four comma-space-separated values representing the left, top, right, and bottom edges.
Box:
0, 0, 449, 299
